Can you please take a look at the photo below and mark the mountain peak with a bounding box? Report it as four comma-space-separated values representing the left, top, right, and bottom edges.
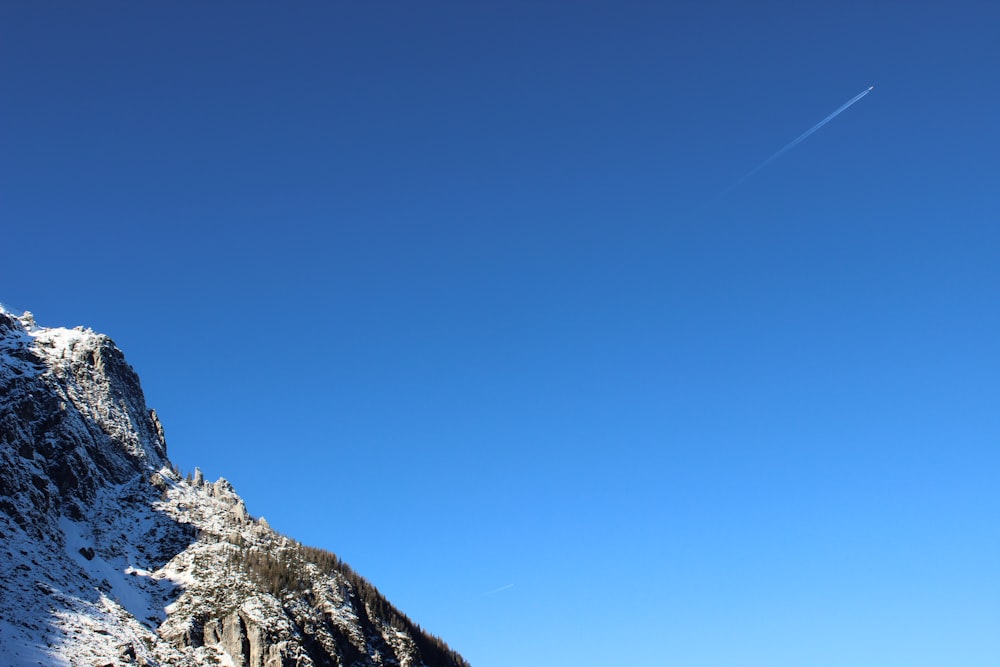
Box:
0, 307, 468, 667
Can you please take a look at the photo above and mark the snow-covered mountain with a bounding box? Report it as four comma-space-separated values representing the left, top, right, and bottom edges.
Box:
0, 307, 469, 667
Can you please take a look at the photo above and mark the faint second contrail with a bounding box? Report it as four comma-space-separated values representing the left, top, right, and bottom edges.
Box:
736, 85, 874, 186
481, 583, 514, 597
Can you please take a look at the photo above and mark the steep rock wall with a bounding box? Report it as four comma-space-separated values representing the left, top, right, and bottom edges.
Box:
0, 308, 468, 667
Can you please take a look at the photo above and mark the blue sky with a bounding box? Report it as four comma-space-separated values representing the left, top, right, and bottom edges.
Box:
2, 1, 999, 665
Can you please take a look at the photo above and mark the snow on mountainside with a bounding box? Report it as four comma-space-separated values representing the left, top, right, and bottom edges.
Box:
0, 307, 468, 667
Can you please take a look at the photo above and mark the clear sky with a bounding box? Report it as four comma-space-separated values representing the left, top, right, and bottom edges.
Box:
2, 2, 999, 665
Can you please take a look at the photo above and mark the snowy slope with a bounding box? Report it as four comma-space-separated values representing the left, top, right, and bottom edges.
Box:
0, 307, 467, 667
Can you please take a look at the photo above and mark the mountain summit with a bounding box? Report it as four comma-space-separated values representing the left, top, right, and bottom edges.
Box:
0, 307, 468, 667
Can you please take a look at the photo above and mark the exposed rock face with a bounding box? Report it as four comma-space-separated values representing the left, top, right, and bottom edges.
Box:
0, 307, 468, 667
0, 311, 166, 528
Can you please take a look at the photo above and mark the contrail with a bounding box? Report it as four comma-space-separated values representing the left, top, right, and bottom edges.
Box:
736, 85, 874, 186
481, 583, 514, 597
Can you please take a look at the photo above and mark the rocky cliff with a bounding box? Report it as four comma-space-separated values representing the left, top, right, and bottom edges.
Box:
0, 307, 468, 667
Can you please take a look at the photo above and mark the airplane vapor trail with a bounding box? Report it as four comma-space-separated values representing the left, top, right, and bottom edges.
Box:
481, 583, 515, 597
737, 86, 874, 185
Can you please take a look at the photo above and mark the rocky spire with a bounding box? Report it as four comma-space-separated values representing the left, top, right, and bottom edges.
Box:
0, 308, 468, 667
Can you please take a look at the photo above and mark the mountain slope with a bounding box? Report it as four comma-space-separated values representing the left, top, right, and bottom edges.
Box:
0, 307, 468, 667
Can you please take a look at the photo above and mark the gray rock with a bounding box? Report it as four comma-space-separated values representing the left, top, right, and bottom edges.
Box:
0, 308, 468, 667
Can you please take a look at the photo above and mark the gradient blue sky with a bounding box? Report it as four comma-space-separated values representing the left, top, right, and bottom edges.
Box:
3, 2, 999, 665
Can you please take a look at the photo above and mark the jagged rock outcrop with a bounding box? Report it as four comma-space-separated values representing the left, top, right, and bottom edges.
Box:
0, 307, 469, 667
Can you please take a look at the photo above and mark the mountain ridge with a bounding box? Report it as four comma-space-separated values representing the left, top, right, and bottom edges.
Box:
0, 306, 469, 667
